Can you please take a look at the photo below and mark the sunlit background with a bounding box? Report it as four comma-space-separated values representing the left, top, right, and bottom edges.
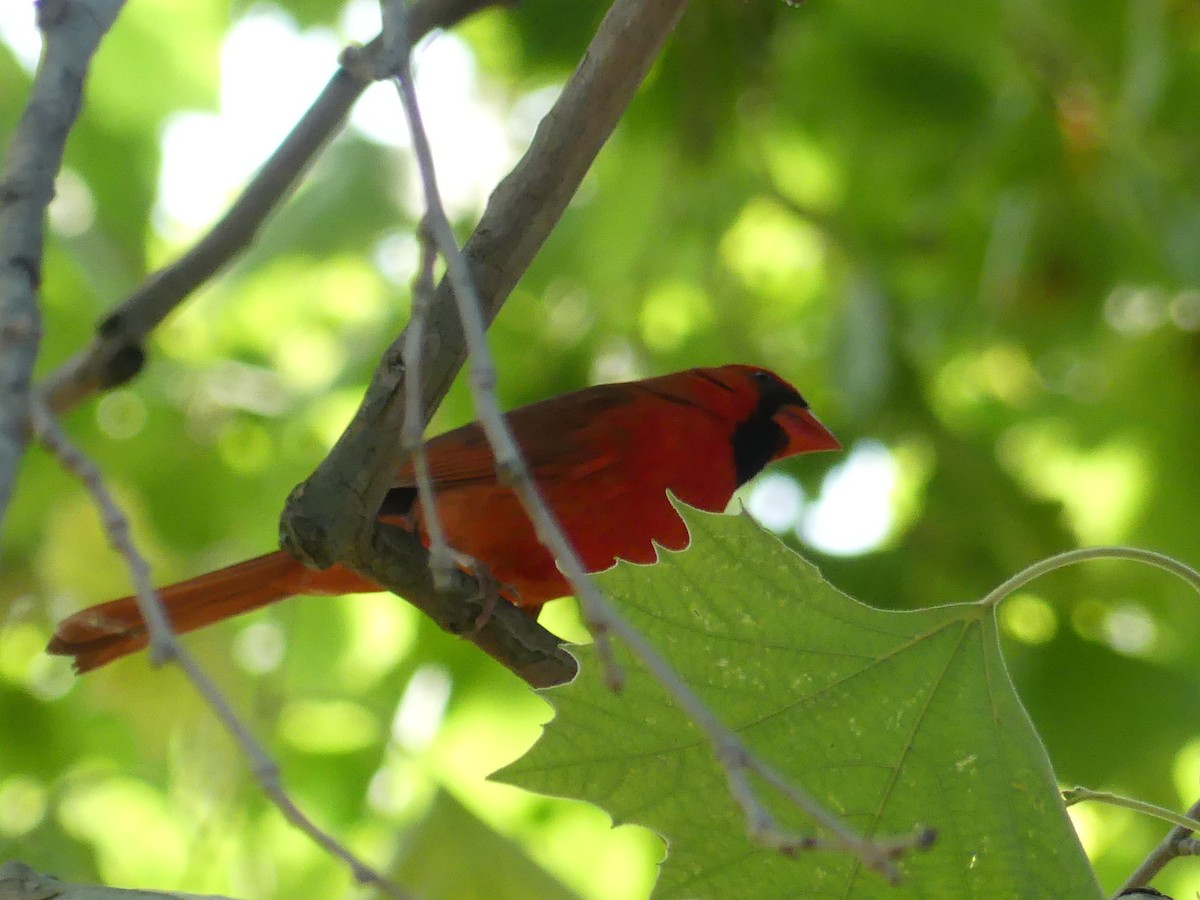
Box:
3, 0, 1200, 896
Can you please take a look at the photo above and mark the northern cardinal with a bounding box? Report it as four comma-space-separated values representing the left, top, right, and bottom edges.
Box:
48, 365, 838, 672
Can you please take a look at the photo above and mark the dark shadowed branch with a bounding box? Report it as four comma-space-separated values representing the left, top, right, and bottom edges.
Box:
279, 0, 700, 687
374, 0, 937, 879
1117, 793, 1200, 895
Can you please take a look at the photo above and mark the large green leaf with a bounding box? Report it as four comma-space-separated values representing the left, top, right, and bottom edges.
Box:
500, 504, 1100, 898
392, 789, 579, 900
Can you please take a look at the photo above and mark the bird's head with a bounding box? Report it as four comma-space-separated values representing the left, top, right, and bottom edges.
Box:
693, 365, 840, 485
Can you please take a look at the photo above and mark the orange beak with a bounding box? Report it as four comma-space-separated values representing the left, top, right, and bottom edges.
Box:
775, 406, 841, 457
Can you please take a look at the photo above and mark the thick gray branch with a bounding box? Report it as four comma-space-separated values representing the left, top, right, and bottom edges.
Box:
280, 0, 689, 687
0, 0, 125, 526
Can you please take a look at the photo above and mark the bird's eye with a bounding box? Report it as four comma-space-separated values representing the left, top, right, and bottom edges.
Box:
751, 370, 772, 385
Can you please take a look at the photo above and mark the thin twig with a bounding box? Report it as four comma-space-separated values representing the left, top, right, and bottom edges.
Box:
29, 401, 177, 666
1117, 780, 1200, 893
388, 52, 623, 689
167, 656, 412, 899
402, 217, 454, 587
1176, 838, 1200, 856
29, 398, 411, 899
281, 0, 700, 686
38, 0, 508, 416
386, 0, 924, 880
1118, 803, 1200, 899
1063, 787, 1200, 833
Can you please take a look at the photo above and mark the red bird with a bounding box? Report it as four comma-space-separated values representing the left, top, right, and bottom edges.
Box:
48, 365, 838, 672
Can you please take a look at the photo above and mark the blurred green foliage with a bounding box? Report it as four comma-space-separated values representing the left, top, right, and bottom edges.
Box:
2, 0, 1199, 897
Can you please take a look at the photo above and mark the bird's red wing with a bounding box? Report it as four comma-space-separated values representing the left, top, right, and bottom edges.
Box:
392, 387, 632, 490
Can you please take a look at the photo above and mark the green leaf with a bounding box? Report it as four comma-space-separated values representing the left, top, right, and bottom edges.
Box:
392, 789, 580, 900
499, 504, 1101, 899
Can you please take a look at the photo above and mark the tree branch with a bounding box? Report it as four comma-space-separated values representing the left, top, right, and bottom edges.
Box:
0, 0, 124, 526
375, 0, 939, 876
38, 0, 509, 416
1063, 786, 1200, 833
0, 861, 239, 900
977, 549, 1200, 896
280, 0, 694, 687
30, 399, 412, 899
1118, 793, 1200, 896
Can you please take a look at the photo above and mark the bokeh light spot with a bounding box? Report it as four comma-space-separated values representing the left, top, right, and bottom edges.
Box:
638, 281, 711, 352
762, 131, 842, 212
1102, 602, 1157, 657
1171, 739, 1200, 806
58, 777, 188, 884
48, 168, 96, 236
0, 621, 44, 685
335, 593, 418, 691
998, 423, 1148, 545
720, 197, 827, 306
800, 441, 897, 556
95, 390, 148, 440
0, 775, 47, 837
745, 472, 805, 534
1065, 802, 1103, 858
233, 621, 286, 674
1104, 284, 1167, 335
1169, 289, 1200, 331
999, 593, 1058, 645
392, 664, 453, 751
278, 699, 379, 754
216, 418, 273, 474
933, 343, 1038, 425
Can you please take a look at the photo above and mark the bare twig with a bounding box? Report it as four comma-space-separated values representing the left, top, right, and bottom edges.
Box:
38, 0, 508, 416
1117, 794, 1200, 898
388, 16, 627, 685
29, 398, 411, 900
0, 0, 124, 527
402, 219, 454, 588
385, 0, 927, 881
280, 0, 704, 686
29, 397, 176, 666
1063, 787, 1200, 833
1179, 838, 1200, 856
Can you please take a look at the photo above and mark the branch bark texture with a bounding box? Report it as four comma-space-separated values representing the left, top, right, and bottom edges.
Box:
279, 0, 689, 687
0, 0, 124, 525
1118, 794, 1200, 896
0, 862, 238, 900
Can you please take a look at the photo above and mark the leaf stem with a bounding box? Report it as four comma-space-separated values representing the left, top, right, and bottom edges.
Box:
1063, 787, 1200, 832
979, 547, 1200, 609
982, 548, 1200, 896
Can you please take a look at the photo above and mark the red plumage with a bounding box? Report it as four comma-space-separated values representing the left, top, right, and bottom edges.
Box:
48, 365, 838, 672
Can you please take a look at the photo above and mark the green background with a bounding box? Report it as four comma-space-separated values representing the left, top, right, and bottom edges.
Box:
2, 0, 1199, 896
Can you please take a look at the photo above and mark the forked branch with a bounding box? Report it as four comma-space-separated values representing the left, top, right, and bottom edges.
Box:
379, 0, 932, 881
279, 0, 696, 686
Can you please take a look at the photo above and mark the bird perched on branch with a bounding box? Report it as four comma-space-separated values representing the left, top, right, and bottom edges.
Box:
48, 364, 839, 672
